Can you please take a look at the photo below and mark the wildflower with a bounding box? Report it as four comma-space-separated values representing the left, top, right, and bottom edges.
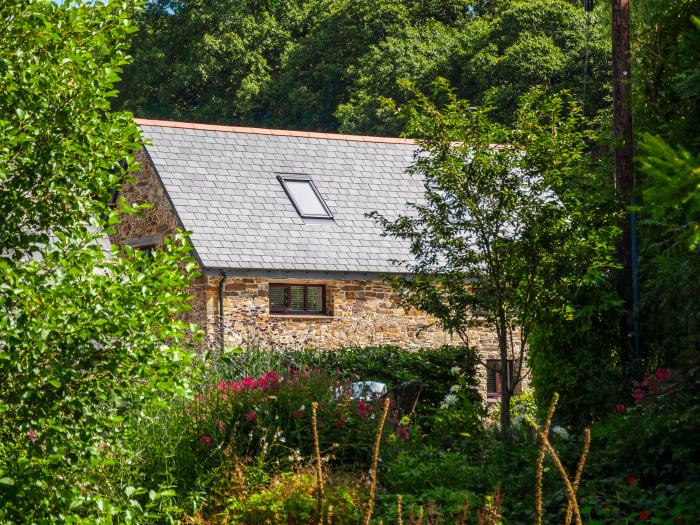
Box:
450, 366, 461, 376
655, 368, 671, 382
217, 379, 228, 391
625, 475, 636, 486
184, 407, 192, 415
292, 409, 305, 419
551, 426, 569, 440
639, 511, 650, 520
397, 426, 409, 440
601, 503, 609, 510
450, 384, 461, 393
440, 394, 458, 409
27, 429, 37, 443
334, 417, 345, 429
630, 385, 646, 403
200, 435, 212, 447
615, 402, 625, 414
214, 418, 225, 432
245, 411, 257, 422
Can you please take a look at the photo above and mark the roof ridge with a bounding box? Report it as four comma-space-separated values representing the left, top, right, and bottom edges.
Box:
134, 118, 415, 145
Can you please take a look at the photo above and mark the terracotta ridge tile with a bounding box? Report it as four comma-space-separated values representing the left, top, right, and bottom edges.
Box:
133, 118, 416, 145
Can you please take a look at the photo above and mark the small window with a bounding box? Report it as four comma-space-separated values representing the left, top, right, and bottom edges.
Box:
278, 175, 333, 219
269, 284, 326, 314
486, 360, 513, 398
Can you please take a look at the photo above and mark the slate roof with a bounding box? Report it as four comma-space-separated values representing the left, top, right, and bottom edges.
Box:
136, 119, 424, 276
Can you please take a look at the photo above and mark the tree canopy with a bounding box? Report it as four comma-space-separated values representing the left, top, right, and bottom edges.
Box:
117, 0, 611, 134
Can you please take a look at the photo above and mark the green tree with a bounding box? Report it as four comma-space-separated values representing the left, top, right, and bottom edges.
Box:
265, 0, 411, 131
631, 5, 700, 375
635, 133, 700, 369
373, 82, 617, 435
634, 4, 700, 152
338, 0, 612, 135
336, 21, 465, 135
0, 1, 199, 519
456, 0, 611, 123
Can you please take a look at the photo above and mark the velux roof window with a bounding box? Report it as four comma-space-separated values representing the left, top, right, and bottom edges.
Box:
278, 174, 333, 219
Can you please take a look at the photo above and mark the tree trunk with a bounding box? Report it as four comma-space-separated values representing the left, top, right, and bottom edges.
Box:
498, 308, 512, 440
612, 0, 640, 377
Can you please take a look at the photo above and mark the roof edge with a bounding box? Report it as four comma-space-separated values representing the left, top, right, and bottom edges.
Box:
134, 118, 416, 145
200, 267, 410, 281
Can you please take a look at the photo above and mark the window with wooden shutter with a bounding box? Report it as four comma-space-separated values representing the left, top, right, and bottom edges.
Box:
269, 284, 326, 315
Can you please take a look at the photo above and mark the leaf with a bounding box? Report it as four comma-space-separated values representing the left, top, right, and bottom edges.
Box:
0, 477, 14, 486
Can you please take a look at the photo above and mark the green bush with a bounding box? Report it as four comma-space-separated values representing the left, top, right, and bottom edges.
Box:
221, 470, 363, 525
296, 345, 482, 410
0, 1, 200, 521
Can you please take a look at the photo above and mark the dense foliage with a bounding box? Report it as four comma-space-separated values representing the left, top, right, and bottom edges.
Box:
3, 0, 700, 522
633, 1, 700, 375
0, 1, 199, 520
372, 84, 619, 430
117, 0, 611, 134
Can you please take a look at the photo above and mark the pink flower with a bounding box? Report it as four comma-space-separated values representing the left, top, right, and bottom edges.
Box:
200, 435, 212, 447
630, 386, 646, 403
292, 409, 305, 419
334, 417, 345, 429
255, 370, 280, 390
655, 368, 671, 382
397, 426, 409, 440
184, 407, 193, 415
27, 429, 37, 443
625, 475, 636, 486
217, 379, 228, 391
615, 403, 626, 414
245, 411, 257, 422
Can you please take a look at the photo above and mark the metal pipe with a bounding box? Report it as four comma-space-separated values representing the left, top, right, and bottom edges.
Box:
218, 272, 227, 352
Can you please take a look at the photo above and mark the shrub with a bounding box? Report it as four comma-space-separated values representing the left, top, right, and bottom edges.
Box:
296, 345, 481, 410
210, 469, 363, 524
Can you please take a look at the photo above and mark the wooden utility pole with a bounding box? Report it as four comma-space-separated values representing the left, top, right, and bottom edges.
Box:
611, 0, 640, 376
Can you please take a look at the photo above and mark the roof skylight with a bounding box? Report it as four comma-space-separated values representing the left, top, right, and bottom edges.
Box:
278, 175, 333, 219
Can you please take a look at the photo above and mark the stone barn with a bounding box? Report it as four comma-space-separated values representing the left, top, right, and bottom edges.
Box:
111, 118, 524, 400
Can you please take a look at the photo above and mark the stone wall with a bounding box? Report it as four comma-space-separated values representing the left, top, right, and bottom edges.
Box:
206, 276, 452, 350
111, 149, 180, 247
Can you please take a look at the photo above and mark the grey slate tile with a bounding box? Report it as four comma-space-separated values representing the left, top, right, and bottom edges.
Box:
140, 124, 424, 274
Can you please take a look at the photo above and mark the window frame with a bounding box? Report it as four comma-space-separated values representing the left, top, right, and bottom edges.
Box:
269, 283, 327, 315
277, 174, 333, 219
486, 359, 514, 399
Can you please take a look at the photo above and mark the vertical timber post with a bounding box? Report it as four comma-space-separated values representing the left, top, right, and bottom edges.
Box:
611, 0, 640, 377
